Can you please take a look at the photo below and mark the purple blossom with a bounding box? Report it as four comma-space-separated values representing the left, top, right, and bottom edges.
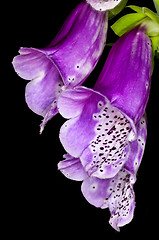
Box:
58, 26, 152, 179
58, 114, 147, 231
57, 26, 152, 230
12, 1, 108, 133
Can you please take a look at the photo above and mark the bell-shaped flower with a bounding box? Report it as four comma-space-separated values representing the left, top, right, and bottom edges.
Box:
58, 26, 152, 179
12, 1, 109, 132
58, 114, 147, 231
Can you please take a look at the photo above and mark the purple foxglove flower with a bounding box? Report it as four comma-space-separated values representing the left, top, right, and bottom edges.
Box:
58, 114, 147, 231
12, 2, 108, 133
57, 26, 152, 179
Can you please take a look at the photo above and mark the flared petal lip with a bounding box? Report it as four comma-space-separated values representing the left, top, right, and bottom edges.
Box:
58, 155, 88, 181
12, 47, 64, 120
57, 86, 137, 137
12, 47, 66, 85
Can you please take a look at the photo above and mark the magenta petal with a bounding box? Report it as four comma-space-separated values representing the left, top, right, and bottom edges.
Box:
95, 26, 152, 124
58, 154, 87, 181
13, 48, 63, 117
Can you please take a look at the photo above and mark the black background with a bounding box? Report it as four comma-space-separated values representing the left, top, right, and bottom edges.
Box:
5, 0, 159, 238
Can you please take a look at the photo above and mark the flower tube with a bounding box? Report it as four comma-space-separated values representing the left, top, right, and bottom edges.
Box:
57, 25, 152, 230
12, 1, 108, 132
58, 26, 152, 180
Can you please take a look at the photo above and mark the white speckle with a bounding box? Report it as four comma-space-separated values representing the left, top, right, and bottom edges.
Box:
138, 136, 145, 148
145, 82, 149, 90
33, 71, 45, 84
81, 62, 92, 77
91, 183, 98, 192
67, 76, 75, 83
89, 14, 95, 26
93, 113, 98, 120
61, 85, 66, 91
140, 117, 146, 127
98, 101, 104, 109
55, 81, 63, 97
75, 64, 80, 70
127, 130, 136, 142
130, 175, 136, 184
92, 49, 100, 59
51, 100, 57, 109
134, 158, 138, 166
92, 26, 101, 44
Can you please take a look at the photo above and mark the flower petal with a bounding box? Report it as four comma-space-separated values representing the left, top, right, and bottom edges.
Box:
13, 48, 63, 117
124, 114, 147, 179
59, 87, 106, 158
81, 142, 130, 179
86, 0, 122, 11
81, 169, 135, 231
81, 176, 111, 208
12, 47, 50, 80
108, 169, 135, 231
57, 87, 93, 119
94, 26, 152, 124
39, 103, 59, 134
58, 154, 87, 181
